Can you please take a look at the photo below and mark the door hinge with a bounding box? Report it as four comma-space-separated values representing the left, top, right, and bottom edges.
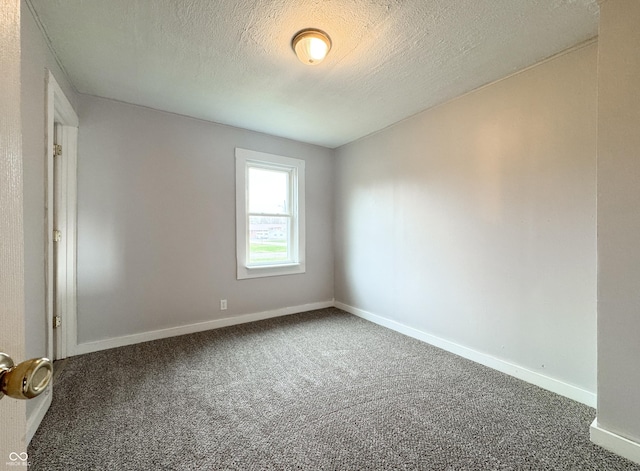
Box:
53, 316, 61, 329
54, 144, 62, 157
53, 230, 62, 242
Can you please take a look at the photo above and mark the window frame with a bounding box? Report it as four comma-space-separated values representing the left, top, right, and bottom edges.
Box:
235, 148, 306, 279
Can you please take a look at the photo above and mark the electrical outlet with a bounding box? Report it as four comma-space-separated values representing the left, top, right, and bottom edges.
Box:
220, 299, 227, 311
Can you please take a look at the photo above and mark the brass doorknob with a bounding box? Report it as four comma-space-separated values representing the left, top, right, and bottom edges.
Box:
0, 352, 52, 400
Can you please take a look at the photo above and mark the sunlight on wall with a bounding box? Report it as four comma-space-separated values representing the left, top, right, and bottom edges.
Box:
79, 214, 122, 293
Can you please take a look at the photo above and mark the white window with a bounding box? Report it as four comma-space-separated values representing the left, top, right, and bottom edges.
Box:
235, 148, 305, 279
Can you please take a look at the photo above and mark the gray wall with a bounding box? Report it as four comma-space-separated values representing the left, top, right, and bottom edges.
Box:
334, 43, 598, 393
597, 0, 640, 444
20, 1, 77, 417
76, 95, 334, 344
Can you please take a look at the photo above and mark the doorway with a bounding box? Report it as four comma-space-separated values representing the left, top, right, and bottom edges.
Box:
45, 70, 78, 363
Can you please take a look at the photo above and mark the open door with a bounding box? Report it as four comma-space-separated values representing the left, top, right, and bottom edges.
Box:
17, 71, 79, 444
1, 0, 29, 461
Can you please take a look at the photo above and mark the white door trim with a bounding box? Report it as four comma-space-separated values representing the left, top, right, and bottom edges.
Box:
46, 70, 78, 361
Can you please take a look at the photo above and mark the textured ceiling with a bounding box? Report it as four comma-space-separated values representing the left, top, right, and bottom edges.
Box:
29, 0, 599, 148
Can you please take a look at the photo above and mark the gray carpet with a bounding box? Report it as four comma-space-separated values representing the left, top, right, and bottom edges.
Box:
29, 308, 639, 470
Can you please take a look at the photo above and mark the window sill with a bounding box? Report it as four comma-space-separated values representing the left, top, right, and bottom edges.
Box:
237, 262, 305, 280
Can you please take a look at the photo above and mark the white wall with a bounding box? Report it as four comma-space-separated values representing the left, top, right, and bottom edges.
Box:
596, 0, 640, 447
334, 43, 598, 398
76, 95, 334, 345
20, 0, 77, 420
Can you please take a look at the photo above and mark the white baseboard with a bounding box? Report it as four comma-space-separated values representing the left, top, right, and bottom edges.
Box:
591, 418, 640, 465
335, 301, 597, 407
27, 390, 52, 444
74, 300, 334, 356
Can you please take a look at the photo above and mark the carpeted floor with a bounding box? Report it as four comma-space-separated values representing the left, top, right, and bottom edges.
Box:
29, 308, 639, 470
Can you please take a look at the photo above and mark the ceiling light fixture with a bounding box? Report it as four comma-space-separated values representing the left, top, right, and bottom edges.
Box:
292, 29, 332, 66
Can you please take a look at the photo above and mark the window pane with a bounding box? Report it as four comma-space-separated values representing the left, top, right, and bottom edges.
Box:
248, 167, 289, 214
249, 216, 290, 264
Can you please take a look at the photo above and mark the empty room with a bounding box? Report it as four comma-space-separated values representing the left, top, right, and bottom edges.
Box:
2, 0, 640, 469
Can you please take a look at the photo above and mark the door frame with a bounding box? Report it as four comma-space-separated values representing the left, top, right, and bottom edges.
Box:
46, 70, 78, 361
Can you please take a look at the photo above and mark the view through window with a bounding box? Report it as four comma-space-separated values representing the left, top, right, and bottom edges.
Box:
248, 166, 292, 265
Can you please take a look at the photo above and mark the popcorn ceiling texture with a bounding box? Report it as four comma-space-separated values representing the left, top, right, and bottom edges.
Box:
30, 0, 599, 147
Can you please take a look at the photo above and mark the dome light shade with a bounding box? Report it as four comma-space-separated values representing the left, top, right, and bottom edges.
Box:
292, 29, 332, 65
